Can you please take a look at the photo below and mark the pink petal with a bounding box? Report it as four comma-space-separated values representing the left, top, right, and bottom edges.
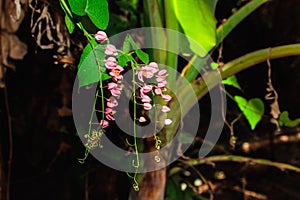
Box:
138, 71, 144, 82
148, 62, 159, 73
108, 82, 117, 90
107, 97, 118, 107
106, 114, 115, 120
143, 103, 152, 110
138, 116, 146, 122
95, 31, 108, 43
100, 119, 109, 128
155, 88, 162, 95
161, 106, 171, 113
141, 94, 151, 103
158, 69, 168, 76
161, 94, 172, 102
157, 80, 167, 88
164, 119, 172, 125
105, 44, 118, 56
105, 57, 117, 69
141, 84, 153, 93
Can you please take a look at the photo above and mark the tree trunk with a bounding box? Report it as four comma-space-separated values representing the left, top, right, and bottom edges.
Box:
129, 168, 166, 200
0, 148, 6, 200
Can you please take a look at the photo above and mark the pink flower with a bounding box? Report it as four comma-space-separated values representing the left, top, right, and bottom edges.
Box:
109, 65, 124, 81
108, 82, 122, 97
141, 84, 153, 94
156, 69, 168, 82
141, 94, 151, 103
161, 94, 172, 102
138, 63, 159, 82
154, 88, 162, 95
164, 119, 172, 125
107, 97, 118, 108
148, 62, 159, 74
105, 44, 118, 56
105, 108, 116, 120
138, 116, 146, 122
105, 57, 117, 69
161, 106, 170, 113
100, 119, 109, 128
95, 31, 107, 43
157, 80, 167, 88
143, 103, 152, 110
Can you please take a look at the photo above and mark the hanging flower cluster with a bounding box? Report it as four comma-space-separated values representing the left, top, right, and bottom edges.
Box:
137, 62, 172, 124
94, 31, 172, 129
95, 31, 124, 129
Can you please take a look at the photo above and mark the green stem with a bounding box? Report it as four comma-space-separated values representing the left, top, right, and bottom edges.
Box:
164, 0, 178, 89
216, 0, 269, 45
169, 155, 300, 176
180, 44, 300, 114
131, 62, 140, 190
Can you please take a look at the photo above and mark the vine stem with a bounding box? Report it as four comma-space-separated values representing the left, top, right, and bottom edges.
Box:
168, 155, 300, 177
131, 61, 140, 189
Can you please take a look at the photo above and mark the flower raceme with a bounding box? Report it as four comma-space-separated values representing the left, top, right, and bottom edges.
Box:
94, 32, 172, 129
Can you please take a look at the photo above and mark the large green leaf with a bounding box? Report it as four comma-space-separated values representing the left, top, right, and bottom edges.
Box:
68, 0, 87, 16
173, 0, 217, 57
85, 0, 109, 30
78, 43, 111, 88
234, 96, 264, 130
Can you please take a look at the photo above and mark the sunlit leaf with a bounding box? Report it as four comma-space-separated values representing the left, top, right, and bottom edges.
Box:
173, 0, 217, 56
234, 96, 264, 130
68, 0, 87, 16
222, 75, 241, 90
78, 43, 111, 88
85, 0, 109, 29
65, 14, 75, 34
278, 111, 300, 127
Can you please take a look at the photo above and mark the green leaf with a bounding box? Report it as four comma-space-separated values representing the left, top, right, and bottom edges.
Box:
78, 43, 111, 88
85, 0, 109, 30
117, 54, 131, 67
278, 111, 300, 127
222, 75, 241, 90
136, 49, 149, 64
68, 0, 87, 16
65, 14, 75, 34
173, 0, 217, 57
123, 35, 149, 64
210, 62, 219, 70
122, 36, 131, 53
234, 96, 264, 130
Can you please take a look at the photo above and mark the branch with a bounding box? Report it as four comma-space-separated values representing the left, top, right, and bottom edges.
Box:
179, 44, 300, 114
169, 155, 300, 176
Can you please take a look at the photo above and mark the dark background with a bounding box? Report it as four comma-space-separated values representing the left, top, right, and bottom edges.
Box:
1, 0, 300, 199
